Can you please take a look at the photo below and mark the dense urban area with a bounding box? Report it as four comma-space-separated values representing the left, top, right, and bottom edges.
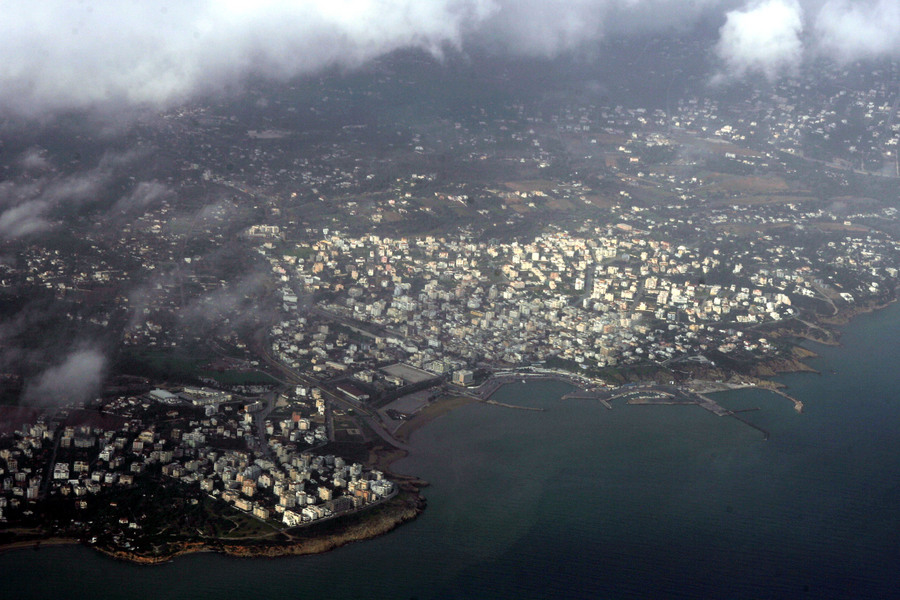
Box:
2, 47, 900, 559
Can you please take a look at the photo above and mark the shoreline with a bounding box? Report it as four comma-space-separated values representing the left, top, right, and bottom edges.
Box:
2, 298, 892, 565
91, 481, 429, 564
371, 394, 479, 474
0, 482, 429, 564
764, 298, 897, 350
0, 536, 83, 556
393, 395, 477, 445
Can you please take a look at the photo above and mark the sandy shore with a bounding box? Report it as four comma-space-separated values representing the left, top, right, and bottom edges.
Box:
367, 395, 477, 475
0, 536, 82, 556
393, 395, 476, 445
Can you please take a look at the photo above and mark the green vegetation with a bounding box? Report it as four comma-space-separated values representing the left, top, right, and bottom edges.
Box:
115, 347, 216, 383
216, 508, 279, 539
544, 355, 672, 384
0, 389, 21, 406
199, 370, 279, 386
318, 440, 372, 464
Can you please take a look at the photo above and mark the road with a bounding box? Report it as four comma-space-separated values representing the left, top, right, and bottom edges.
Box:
252, 390, 279, 458
39, 426, 63, 499
310, 305, 409, 343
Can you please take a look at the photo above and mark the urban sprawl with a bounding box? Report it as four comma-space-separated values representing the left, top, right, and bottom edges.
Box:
2, 53, 900, 556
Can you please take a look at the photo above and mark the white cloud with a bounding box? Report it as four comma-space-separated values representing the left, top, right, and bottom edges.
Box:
0, 1, 899, 118
715, 0, 805, 80
480, 0, 727, 56
111, 181, 173, 215
23, 347, 107, 407
0, 1, 743, 117
0, 150, 142, 240
17, 147, 52, 172
814, 0, 900, 61
0, 199, 52, 239
0, 0, 497, 117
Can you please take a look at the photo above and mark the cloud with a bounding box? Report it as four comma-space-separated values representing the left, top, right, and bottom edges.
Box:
111, 181, 174, 215
814, 0, 900, 62
0, 199, 52, 239
0, 149, 146, 240
179, 272, 273, 331
0, 1, 899, 118
0, 0, 496, 117
715, 0, 805, 81
22, 346, 107, 407
0, 172, 105, 241
0, 1, 750, 118
17, 147, 52, 172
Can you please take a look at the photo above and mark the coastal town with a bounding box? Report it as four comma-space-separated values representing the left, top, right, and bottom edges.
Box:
2, 48, 900, 560
0, 380, 411, 560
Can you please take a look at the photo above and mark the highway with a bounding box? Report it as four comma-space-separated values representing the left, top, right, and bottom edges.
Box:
252, 390, 278, 458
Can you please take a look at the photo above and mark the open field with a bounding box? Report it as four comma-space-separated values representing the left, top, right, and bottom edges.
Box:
381, 363, 435, 384
503, 180, 555, 193
813, 221, 871, 233
670, 134, 767, 158
698, 173, 791, 194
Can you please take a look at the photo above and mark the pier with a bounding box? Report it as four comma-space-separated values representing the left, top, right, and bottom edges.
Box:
625, 398, 694, 405
561, 390, 613, 409
485, 400, 544, 412
453, 376, 550, 411
692, 393, 734, 417
767, 388, 804, 413
473, 378, 509, 400
730, 414, 770, 440
688, 378, 804, 414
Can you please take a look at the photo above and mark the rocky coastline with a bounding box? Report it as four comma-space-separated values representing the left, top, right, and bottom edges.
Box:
91, 476, 428, 564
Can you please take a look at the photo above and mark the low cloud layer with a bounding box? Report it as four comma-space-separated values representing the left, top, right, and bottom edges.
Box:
23, 346, 107, 407
111, 181, 174, 216
0, 169, 108, 239
0, 2, 898, 116
0, 149, 159, 240
0, 0, 494, 117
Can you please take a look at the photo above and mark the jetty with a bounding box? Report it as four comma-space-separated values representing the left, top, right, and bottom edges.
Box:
561, 390, 613, 410
625, 398, 693, 405
485, 400, 544, 412
730, 414, 770, 440
688, 378, 804, 414
692, 393, 734, 417
474, 377, 509, 400
767, 388, 804, 413
452, 377, 549, 411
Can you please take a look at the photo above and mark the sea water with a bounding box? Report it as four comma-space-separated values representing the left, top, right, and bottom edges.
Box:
3, 304, 900, 599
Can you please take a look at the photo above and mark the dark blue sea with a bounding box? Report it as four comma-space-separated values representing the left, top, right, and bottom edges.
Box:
3, 304, 900, 599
